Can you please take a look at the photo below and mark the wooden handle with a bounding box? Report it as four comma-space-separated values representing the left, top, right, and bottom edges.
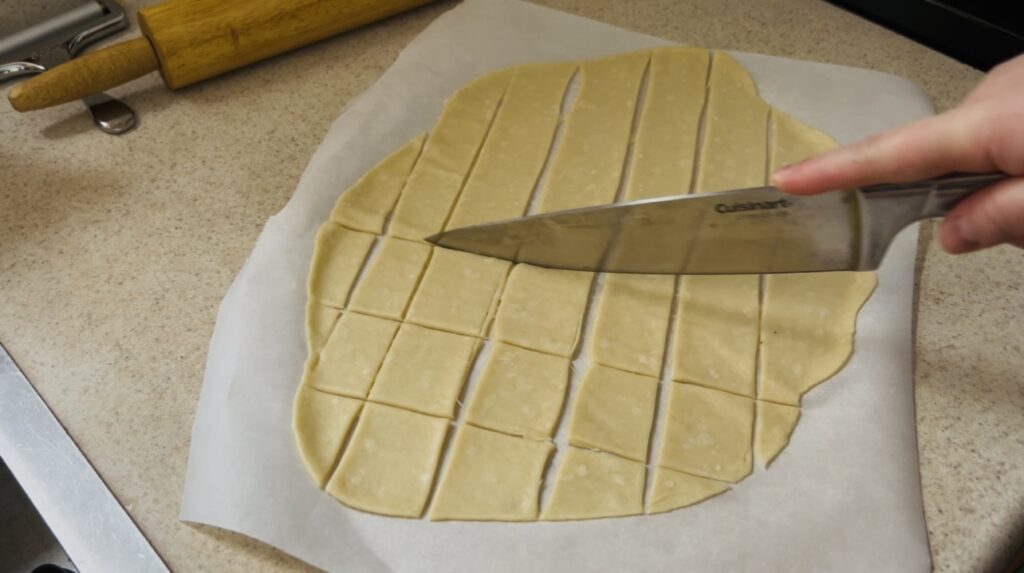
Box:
9, 37, 159, 112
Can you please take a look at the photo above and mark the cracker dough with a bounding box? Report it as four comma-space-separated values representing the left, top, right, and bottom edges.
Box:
293, 388, 362, 487
671, 51, 767, 398
591, 274, 675, 377
646, 466, 730, 514
567, 364, 658, 462
330, 134, 426, 234
755, 401, 801, 467
305, 301, 341, 357
429, 425, 554, 521
657, 382, 754, 483
308, 311, 399, 399
326, 402, 449, 518
671, 274, 760, 396
465, 342, 570, 439
448, 62, 577, 228
406, 247, 510, 337
295, 47, 878, 522
759, 272, 876, 404
348, 237, 432, 321
368, 323, 479, 419
389, 69, 515, 240
758, 109, 878, 405
542, 447, 646, 521
307, 223, 375, 308
491, 264, 593, 357
537, 51, 649, 213
624, 46, 709, 201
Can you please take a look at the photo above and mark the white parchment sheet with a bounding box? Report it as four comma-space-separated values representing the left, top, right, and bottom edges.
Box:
180, 1, 934, 570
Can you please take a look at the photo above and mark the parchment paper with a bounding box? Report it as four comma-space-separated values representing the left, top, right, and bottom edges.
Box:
180, 1, 934, 570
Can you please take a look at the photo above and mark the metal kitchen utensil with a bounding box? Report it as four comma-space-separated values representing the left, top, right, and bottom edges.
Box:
428, 173, 1007, 275
0, 0, 136, 134
0, 342, 169, 572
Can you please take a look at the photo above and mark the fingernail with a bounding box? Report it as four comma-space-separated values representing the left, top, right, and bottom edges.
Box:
955, 214, 981, 246
772, 163, 798, 185
942, 213, 980, 253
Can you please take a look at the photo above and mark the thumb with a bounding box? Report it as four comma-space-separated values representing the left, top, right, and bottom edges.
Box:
938, 177, 1024, 254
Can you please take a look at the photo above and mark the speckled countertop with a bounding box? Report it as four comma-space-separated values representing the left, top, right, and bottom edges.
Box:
1, 1, 1022, 571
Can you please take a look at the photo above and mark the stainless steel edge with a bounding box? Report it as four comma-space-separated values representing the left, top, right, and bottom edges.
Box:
0, 343, 169, 573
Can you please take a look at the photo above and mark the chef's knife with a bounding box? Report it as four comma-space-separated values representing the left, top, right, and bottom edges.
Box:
427, 173, 1006, 274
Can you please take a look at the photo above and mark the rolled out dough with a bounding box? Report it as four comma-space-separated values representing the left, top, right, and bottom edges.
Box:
295, 47, 878, 522
347, 236, 432, 321
646, 466, 730, 514
464, 342, 570, 439
429, 425, 553, 521
567, 364, 658, 462
326, 402, 449, 518
307, 311, 399, 399
541, 447, 646, 521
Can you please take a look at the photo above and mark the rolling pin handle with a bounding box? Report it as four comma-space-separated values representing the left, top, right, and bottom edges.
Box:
8, 36, 160, 112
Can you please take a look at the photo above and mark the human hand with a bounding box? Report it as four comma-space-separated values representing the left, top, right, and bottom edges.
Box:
772, 53, 1024, 254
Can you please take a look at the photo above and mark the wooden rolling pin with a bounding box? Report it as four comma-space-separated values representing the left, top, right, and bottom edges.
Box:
9, 0, 436, 112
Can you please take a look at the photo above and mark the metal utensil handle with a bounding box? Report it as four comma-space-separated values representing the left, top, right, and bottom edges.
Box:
861, 172, 1008, 219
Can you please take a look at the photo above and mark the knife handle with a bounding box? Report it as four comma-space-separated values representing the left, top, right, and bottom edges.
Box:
860, 172, 1007, 219
9, 37, 160, 112
856, 173, 1006, 269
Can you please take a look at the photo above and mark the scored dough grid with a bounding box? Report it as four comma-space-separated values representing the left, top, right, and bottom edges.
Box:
294, 47, 878, 521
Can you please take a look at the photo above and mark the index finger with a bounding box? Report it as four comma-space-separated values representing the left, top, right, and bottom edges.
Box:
772, 110, 991, 195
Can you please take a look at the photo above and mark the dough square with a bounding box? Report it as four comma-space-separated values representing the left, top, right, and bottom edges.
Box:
657, 382, 754, 483
671, 274, 760, 397
330, 134, 425, 234
464, 342, 570, 439
429, 425, 554, 521
368, 323, 480, 419
567, 364, 658, 462
755, 400, 801, 467
590, 274, 675, 377
326, 403, 449, 518
541, 447, 645, 521
491, 264, 593, 357
348, 236, 432, 321
646, 466, 729, 514
293, 387, 363, 488
305, 301, 341, 358
308, 311, 400, 399
307, 223, 376, 308
406, 248, 510, 337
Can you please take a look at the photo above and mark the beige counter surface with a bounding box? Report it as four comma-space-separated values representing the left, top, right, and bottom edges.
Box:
1, 1, 1022, 571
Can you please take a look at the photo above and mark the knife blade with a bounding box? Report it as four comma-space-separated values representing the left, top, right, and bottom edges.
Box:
426, 173, 1005, 275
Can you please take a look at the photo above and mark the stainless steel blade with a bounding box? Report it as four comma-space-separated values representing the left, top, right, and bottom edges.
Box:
429, 186, 863, 274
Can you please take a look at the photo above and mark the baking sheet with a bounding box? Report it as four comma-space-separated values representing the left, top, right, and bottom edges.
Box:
179, 1, 934, 570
